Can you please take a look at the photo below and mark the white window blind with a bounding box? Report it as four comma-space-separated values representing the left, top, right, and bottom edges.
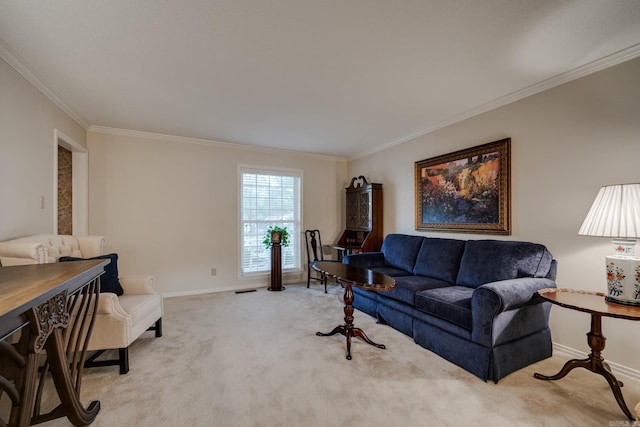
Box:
239, 166, 302, 275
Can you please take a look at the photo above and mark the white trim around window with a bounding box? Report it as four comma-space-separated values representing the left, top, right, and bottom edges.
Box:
238, 165, 303, 278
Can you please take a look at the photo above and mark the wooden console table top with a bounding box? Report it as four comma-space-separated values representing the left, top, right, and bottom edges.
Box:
0, 260, 108, 338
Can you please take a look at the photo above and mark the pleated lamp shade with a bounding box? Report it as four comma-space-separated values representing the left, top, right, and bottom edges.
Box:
579, 183, 640, 239
578, 183, 640, 306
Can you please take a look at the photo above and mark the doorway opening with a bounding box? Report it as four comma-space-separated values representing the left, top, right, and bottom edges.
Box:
54, 129, 88, 235
57, 145, 73, 234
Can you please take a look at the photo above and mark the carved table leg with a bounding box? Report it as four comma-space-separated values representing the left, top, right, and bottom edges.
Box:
316, 281, 386, 360
7, 292, 71, 427
7, 335, 40, 427
2, 280, 102, 427
45, 328, 100, 425
534, 314, 635, 421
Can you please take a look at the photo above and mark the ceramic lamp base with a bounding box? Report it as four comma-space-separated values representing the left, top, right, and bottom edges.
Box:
605, 254, 640, 306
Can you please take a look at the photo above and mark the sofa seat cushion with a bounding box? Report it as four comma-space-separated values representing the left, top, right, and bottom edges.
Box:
382, 275, 451, 306
412, 238, 466, 284
456, 240, 554, 288
415, 286, 474, 330
117, 294, 162, 327
380, 234, 424, 272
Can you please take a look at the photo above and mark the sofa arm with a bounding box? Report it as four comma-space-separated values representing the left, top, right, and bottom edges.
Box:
120, 275, 156, 295
76, 235, 105, 258
473, 278, 557, 313
95, 292, 131, 318
471, 278, 556, 347
342, 252, 385, 268
0, 241, 46, 265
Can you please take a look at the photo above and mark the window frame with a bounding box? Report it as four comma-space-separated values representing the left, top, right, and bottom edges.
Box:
237, 164, 303, 278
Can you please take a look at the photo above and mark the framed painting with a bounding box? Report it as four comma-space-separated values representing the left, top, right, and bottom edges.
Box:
415, 138, 511, 235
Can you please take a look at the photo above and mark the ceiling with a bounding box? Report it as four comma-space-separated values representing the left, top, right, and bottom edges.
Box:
1, 1, 639, 159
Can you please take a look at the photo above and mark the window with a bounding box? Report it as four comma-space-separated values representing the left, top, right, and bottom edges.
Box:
239, 166, 302, 275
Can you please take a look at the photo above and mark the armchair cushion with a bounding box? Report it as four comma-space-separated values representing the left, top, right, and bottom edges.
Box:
118, 294, 163, 328
59, 253, 124, 296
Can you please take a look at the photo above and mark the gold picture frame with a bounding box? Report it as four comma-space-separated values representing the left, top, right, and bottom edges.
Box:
415, 138, 511, 235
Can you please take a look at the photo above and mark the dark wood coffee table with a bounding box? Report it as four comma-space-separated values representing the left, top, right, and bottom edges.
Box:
312, 261, 395, 360
534, 288, 640, 421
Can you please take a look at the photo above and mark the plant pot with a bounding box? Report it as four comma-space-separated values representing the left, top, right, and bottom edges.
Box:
270, 231, 283, 245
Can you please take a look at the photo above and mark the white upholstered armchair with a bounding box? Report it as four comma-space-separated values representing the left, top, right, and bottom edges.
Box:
0, 234, 163, 374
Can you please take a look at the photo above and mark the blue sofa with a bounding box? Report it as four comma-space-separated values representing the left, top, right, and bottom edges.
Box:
343, 234, 557, 382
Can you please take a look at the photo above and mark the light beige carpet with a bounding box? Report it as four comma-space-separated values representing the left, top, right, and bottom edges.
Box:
38, 283, 640, 426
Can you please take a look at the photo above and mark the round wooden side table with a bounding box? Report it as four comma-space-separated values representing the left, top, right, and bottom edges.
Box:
534, 288, 640, 421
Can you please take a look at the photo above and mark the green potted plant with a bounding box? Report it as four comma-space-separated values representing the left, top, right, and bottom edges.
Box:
263, 225, 290, 248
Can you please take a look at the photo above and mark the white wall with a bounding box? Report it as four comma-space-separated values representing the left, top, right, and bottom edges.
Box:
347, 57, 640, 373
0, 57, 86, 240
87, 130, 348, 295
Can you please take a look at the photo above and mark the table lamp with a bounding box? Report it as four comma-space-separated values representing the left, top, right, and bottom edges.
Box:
578, 183, 640, 306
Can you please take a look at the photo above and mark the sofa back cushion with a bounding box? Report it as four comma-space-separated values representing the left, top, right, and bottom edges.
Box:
413, 238, 466, 284
38, 235, 84, 262
381, 234, 424, 273
456, 240, 554, 288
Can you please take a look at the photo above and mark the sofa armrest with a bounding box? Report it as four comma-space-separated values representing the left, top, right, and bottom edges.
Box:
342, 252, 385, 268
120, 275, 156, 295
95, 292, 131, 318
471, 278, 556, 346
473, 278, 557, 313
75, 235, 105, 258
0, 241, 46, 265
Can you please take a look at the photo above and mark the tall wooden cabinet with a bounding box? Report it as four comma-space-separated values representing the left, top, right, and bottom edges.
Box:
335, 176, 383, 255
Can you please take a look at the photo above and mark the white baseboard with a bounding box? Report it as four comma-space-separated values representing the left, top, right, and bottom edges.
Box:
553, 342, 640, 383
162, 275, 305, 298
162, 284, 267, 298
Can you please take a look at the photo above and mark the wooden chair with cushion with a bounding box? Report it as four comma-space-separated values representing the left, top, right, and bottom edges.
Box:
0, 234, 163, 374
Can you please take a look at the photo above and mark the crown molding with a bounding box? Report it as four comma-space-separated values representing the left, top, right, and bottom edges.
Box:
88, 126, 347, 163
0, 36, 89, 130
3, 30, 637, 162
350, 42, 640, 161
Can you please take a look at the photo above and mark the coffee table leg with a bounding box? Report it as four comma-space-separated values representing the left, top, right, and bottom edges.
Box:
351, 327, 385, 349
534, 314, 634, 421
316, 281, 386, 360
